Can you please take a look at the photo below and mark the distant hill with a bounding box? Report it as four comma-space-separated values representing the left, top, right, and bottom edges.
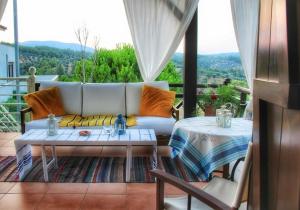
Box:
21, 41, 94, 53
19, 45, 83, 75
172, 52, 245, 82
18, 41, 245, 82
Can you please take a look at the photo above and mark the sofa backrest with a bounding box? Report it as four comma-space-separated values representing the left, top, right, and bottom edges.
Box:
39, 81, 82, 115
125, 81, 169, 116
82, 83, 126, 116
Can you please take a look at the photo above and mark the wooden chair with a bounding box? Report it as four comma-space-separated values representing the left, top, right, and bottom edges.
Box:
150, 142, 252, 210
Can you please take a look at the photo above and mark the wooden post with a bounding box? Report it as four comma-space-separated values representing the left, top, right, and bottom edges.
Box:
27, 67, 36, 93
184, 9, 198, 118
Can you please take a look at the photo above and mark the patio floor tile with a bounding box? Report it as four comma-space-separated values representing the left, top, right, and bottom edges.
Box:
127, 194, 156, 210
0, 147, 16, 156
8, 182, 49, 194
36, 193, 84, 210
81, 194, 127, 210
0, 132, 19, 140
0, 182, 15, 193
165, 183, 186, 195
47, 183, 89, 194
87, 183, 127, 194
0, 193, 43, 210
0, 140, 16, 147
126, 183, 156, 195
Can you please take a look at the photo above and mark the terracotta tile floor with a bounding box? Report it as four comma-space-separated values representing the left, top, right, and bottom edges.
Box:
0, 132, 207, 210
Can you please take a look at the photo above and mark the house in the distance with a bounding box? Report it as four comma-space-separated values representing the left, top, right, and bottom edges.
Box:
0, 42, 15, 78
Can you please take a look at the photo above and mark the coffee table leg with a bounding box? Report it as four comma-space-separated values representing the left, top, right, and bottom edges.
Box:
51, 146, 58, 168
126, 145, 132, 182
41, 145, 49, 182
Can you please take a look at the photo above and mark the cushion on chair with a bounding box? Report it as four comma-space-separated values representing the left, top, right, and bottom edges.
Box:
126, 81, 169, 116
23, 87, 65, 120
129, 116, 175, 136
82, 83, 126, 116
164, 177, 240, 210
140, 85, 175, 118
164, 196, 213, 210
39, 81, 82, 115
203, 177, 238, 206
164, 197, 247, 210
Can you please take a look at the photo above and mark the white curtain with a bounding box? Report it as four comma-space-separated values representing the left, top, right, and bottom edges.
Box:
123, 0, 199, 82
0, 0, 8, 24
231, 0, 259, 92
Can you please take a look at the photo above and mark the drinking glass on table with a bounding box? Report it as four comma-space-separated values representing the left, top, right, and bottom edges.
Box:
103, 124, 112, 135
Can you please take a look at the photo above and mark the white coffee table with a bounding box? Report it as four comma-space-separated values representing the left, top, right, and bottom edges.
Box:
15, 129, 157, 182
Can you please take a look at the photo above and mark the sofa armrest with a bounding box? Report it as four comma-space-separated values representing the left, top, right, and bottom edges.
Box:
20, 107, 32, 134
171, 106, 179, 121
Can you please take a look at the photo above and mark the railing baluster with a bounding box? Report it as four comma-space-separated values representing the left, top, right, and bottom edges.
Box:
27, 67, 36, 93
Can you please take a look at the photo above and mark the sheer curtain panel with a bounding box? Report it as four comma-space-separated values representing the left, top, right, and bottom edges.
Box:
0, 0, 7, 24
231, 0, 259, 92
123, 0, 199, 82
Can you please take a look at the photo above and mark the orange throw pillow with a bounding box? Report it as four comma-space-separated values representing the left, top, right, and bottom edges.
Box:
24, 87, 65, 120
140, 85, 175, 118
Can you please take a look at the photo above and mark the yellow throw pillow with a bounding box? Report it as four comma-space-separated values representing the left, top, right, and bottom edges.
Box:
140, 85, 175, 118
24, 87, 65, 120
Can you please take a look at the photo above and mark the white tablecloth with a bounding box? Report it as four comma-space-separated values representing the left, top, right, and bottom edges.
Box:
169, 117, 252, 180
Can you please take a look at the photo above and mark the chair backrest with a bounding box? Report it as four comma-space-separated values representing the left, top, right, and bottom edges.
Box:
232, 142, 253, 208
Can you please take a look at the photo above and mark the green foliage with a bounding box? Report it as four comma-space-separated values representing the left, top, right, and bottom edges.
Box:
197, 85, 240, 114
172, 52, 246, 82
3, 91, 27, 113
60, 44, 181, 83
20, 46, 85, 75
214, 85, 239, 109
197, 88, 217, 110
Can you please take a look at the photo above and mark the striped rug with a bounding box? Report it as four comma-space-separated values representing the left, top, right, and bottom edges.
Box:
0, 156, 202, 183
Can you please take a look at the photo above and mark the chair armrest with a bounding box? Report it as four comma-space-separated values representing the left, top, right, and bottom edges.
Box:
150, 169, 233, 210
20, 107, 32, 134
171, 106, 179, 121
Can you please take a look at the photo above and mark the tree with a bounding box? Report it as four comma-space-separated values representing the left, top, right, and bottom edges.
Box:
56, 63, 65, 75
75, 25, 89, 83
62, 44, 181, 84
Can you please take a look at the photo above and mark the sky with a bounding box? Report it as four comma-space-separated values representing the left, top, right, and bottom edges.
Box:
0, 0, 238, 54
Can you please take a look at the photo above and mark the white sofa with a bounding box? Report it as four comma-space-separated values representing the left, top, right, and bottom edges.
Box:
21, 81, 177, 142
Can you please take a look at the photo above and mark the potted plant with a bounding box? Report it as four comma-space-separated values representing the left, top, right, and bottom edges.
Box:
198, 88, 218, 116
198, 85, 239, 116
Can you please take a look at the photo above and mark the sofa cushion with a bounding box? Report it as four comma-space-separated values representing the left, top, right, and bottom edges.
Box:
126, 81, 169, 116
140, 85, 176, 118
26, 116, 175, 135
25, 117, 102, 132
129, 116, 175, 136
25, 116, 63, 132
24, 87, 65, 120
40, 81, 82, 115
82, 83, 126, 116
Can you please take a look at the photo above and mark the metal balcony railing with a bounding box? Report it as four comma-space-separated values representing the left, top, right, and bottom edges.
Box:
0, 67, 36, 132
